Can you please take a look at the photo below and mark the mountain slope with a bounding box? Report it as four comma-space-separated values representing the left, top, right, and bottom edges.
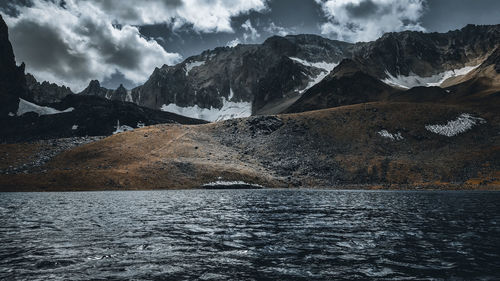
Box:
1, 101, 498, 191
285, 59, 396, 113
0, 95, 207, 142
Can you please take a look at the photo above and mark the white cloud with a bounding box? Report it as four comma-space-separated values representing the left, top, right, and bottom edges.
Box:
90, 0, 269, 33
242, 19, 260, 42
315, 0, 426, 42
265, 22, 293, 37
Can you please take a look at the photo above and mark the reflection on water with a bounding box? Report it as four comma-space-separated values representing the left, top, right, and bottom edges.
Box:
0, 190, 500, 280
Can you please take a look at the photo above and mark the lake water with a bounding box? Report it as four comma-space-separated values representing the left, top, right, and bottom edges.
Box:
0, 190, 499, 280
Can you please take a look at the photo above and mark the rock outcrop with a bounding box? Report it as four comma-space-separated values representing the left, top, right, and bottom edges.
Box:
25, 73, 73, 104
0, 94, 207, 143
0, 15, 28, 117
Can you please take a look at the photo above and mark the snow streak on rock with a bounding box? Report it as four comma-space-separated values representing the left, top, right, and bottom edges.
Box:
425, 113, 486, 137
185, 60, 206, 76
16, 98, 74, 116
289, 57, 338, 93
161, 88, 251, 122
382, 65, 480, 89
113, 120, 135, 135
378, 130, 404, 140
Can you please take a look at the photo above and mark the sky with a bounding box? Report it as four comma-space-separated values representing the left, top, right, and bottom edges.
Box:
1, 0, 499, 91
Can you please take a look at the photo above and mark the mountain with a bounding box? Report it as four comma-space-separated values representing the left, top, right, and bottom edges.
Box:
80, 80, 132, 102
350, 24, 500, 80
284, 59, 396, 113
25, 73, 73, 105
81, 25, 500, 121
285, 25, 500, 114
81, 34, 352, 121
0, 14, 28, 117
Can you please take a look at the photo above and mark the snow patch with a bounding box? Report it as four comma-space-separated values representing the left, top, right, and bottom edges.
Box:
125, 90, 133, 102
185, 60, 205, 76
378, 130, 404, 140
113, 120, 135, 135
425, 113, 486, 137
289, 57, 338, 72
161, 88, 251, 122
382, 65, 479, 89
226, 38, 241, 48
289, 57, 338, 93
16, 98, 74, 116
72, 125, 78, 130
8, 112, 14, 117
202, 181, 264, 188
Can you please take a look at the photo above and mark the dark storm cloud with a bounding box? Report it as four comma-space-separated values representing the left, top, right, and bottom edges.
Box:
2, 1, 181, 91
74, 17, 142, 70
345, 0, 379, 18
9, 20, 93, 83
91, 0, 183, 23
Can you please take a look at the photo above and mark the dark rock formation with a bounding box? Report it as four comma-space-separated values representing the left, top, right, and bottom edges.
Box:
285, 59, 396, 113
350, 24, 500, 79
80, 80, 114, 100
0, 94, 207, 142
0, 14, 28, 117
25, 73, 73, 104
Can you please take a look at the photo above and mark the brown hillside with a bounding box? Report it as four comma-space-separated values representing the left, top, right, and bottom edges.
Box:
1, 102, 499, 191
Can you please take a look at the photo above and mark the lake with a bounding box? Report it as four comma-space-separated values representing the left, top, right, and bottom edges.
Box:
1, 190, 499, 280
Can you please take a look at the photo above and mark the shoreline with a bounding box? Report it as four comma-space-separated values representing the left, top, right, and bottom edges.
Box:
1, 183, 499, 192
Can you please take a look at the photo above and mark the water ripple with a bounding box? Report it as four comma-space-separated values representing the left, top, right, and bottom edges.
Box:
0, 190, 499, 280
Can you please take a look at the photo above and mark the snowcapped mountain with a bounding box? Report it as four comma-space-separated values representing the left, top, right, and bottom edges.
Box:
79, 24, 500, 121
81, 34, 353, 121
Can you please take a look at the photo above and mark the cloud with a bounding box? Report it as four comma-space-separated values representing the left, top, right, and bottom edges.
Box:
315, 0, 426, 42
242, 19, 260, 42
89, 0, 269, 33
265, 22, 293, 37
4, 0, 182, 91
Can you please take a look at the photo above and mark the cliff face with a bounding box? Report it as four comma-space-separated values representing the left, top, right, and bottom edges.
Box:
350, 24, 500, 79
0, 15, 28, 117
25, 73, 73, 105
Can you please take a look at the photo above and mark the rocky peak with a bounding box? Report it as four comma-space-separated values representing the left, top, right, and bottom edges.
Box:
80, 80, 109, 97
88, 80, 101, 89
0, 14, 28, 116
25, 73, 73, 104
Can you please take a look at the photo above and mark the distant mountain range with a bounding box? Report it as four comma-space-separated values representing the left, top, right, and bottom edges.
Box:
71, 24, 500, 121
